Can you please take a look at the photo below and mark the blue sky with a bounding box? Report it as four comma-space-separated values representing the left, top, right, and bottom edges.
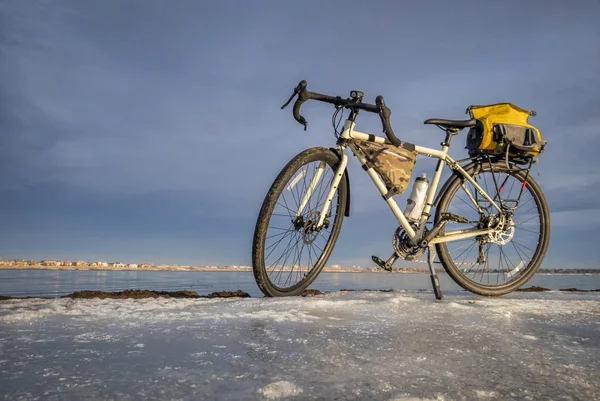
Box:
1, 0, 599, 268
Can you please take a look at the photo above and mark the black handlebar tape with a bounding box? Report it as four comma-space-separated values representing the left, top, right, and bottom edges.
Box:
375, 96, 400, 146
292, 80, 310, 129
355, 102, 379, 113
293, 98, 307, 128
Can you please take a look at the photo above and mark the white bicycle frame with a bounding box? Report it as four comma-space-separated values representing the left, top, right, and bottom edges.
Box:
295, 119, 503, 248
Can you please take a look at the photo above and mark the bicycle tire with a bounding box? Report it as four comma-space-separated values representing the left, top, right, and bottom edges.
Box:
252, 147, 347, 297
435, 161, 550, 296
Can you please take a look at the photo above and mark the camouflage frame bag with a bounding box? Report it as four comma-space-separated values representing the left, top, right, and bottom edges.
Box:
353, 140, 417, 196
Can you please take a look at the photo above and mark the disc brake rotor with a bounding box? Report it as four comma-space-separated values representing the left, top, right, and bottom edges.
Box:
301, 211, 320, 244
494, 217, 515, 245
479, 214, 515, 246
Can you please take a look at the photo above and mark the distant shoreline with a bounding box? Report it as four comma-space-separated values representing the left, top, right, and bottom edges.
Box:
0, 265, 598, 274
0, 265, 423, 273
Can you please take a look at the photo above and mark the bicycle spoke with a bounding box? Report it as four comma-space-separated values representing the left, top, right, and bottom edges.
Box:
284, 240, 303, 287
308, 243, 314, 270
273, 233, 300, 284
456, 194, 479, 213
267, 231, 298, 272
507, 176, 517, 199
281, 239, 300, 286
453, 240, 477, 265
315, 170, 332, 207
516, 226, 540, 234
280, 191, 294, 219
266, 229, 293, 241
493, 175, 510, 202
275, 201, 296, 217
500, 247, 517, 274
512, 240, 536, 254
268, 226, 293, 231
479, 245, 492, 282
482, 173, 490, 199
516, 208, 538, 219
288, 171, 302, 210
311, 240, 324, 254
265, 227, 295, 256
510, 241, 527, 263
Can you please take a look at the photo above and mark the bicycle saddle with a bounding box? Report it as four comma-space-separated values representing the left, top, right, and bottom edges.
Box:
424, 118, 476, 130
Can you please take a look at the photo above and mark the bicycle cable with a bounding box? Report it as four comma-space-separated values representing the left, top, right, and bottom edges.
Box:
332, 106, 346, 138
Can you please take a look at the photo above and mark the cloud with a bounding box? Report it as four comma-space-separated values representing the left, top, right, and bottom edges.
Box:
1, 0, 599, 266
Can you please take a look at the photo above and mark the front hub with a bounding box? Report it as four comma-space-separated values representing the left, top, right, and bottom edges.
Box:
295, 211, 329, 244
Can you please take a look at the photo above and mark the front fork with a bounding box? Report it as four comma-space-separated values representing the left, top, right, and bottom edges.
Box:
294, 151, 348, 229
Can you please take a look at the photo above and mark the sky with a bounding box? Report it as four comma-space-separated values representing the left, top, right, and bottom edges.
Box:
1, 0, 599, 268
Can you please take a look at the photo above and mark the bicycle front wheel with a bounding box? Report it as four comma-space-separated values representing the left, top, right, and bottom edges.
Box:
435, 161, 550, 296
252, 147, 347, 297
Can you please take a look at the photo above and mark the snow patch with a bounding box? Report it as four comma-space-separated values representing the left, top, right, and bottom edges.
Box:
389, 296, 419, 304
260, 381, 303, 399
74, 332, 117, 343
474, 390, 499, 398
304, 299, 368, 308
447, 302, 472, 309
520, 334, 537, 341
217, 309, 319, 323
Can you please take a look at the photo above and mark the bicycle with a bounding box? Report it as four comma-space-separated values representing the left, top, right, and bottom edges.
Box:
252, 80, 550, 299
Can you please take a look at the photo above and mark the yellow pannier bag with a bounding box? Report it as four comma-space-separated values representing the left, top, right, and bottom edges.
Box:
465, 103, 546, 159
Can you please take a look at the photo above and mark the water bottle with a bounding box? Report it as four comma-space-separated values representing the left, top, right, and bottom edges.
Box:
405, 173, 429, 222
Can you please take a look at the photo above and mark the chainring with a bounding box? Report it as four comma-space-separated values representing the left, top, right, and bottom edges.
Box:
392, 225, 426, 260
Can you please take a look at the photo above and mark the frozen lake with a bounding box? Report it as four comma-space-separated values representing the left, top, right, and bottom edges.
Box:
0, 270, 599, 298
1, 290, 599, 400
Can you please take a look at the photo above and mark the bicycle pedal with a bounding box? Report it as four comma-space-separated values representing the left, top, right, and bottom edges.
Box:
372, 255, 392, 272
440, 212, 470, 224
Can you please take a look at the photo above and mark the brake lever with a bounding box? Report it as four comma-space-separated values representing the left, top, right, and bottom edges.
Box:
282, 80, 308, 109
281, 90, 297, 110
281, 80, 310, 130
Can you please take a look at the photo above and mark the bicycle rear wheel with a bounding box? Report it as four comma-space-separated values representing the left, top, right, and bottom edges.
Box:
252, 147, 347, 297
435, 161, 550, 296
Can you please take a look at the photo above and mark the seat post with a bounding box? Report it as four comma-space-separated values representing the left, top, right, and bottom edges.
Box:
442, 129, 458, 147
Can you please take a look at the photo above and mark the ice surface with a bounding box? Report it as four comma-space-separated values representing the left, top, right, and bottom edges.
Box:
0, 291, 599, 400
